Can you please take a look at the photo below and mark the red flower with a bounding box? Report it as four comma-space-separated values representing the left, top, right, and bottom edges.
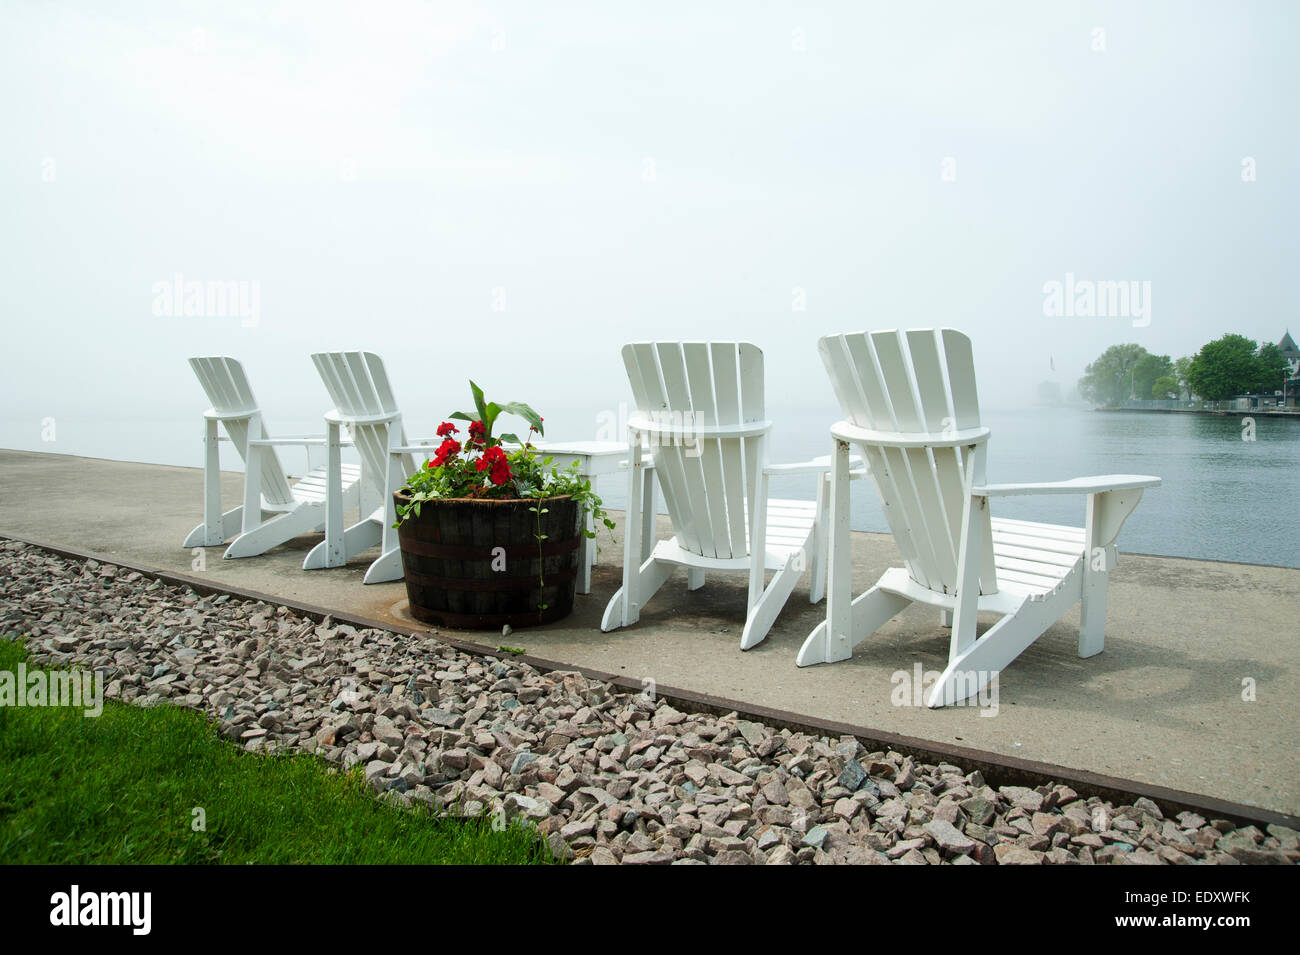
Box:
430, 438, 460, 467
476, 445, 512, 486
436, 421, 458, 438
467, 420, 486, 446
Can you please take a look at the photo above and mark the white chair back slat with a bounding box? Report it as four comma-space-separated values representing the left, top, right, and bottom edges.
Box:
870, 331, 923, 432
905, 329, 953, 434
818, 335, 870, 425
682, 342, 734, 558
360, 351, 401, 415
847, 333, 895, 428
736, 343, 765, 532
654, 342, 716, 557
710, 342, 749, 555
941, 328, 982, 431
623, 343, 697, 555
187, 356, 294, 506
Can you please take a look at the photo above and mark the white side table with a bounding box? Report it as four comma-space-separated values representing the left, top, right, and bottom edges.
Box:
531, 440, 631, 594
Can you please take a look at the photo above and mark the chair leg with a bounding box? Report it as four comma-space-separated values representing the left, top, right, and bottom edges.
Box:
740, 556, 802, 650
363, 545, 404, 584
223, 505, 324, 559
574, 470, 597, 595
340, 519, 383, 556
1078, 562, 1109, 658
809, 473, 829, 603
320, 420, 346, 567
686, 568, 705, 591
797, 585, 910, 666
926, 591, 1064, 707
798, 438, 862, 664
600, 555, 671, 631
193, 418, 225, 546
184, 506, 243, 548
614, 428, 645, 628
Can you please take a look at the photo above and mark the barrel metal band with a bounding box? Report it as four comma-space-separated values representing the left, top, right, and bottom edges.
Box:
398, 537, 581, 560
404, 568, 578, 591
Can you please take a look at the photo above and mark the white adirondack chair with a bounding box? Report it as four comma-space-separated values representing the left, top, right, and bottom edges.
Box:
797, 328, 1160, 706
601, 342, 832, 650
183, 356, 362, 559
304, 351, 436, 584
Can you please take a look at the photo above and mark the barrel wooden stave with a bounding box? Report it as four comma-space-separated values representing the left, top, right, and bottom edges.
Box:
396, 492, 581, 629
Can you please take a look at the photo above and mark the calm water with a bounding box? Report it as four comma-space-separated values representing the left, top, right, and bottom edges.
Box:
3, 407, 1297, 568
769, 407, 1300, 569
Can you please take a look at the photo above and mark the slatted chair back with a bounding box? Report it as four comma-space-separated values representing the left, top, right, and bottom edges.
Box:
818, 328, 997, 596
622, 342, 768, 561
187, 356, 294, 506
310, 351, 414, 506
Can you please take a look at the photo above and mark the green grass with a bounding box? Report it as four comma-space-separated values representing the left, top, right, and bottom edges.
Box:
0, 638, 557, 864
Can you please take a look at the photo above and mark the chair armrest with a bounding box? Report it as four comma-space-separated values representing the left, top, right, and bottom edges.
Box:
974, 475, 1161, 497
390, 436, 448, 454
765, 453, 866, 475
248, 437, 332, 448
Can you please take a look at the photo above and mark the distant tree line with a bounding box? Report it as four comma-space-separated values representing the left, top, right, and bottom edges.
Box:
1078, 334, 1288, 406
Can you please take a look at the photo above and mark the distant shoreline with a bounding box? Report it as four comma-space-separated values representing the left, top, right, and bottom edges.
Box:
1096, 407, 1300, 418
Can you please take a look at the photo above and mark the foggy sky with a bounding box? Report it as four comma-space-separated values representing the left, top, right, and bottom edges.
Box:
2, 1, 1296, 449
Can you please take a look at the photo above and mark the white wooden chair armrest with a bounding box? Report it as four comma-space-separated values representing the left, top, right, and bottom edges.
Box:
765, 453, 866, 476
247, 436, 333, 448
974, 475, 1161, 497
618, 457, 657, 470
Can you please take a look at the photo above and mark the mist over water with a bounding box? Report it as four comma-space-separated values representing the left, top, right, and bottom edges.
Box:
5, 404, 1295, 568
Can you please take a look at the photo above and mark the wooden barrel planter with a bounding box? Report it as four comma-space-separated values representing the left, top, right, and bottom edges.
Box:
394, 491, 582, 629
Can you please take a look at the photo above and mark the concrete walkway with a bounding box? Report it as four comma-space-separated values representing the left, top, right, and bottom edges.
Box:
1, 448, 1296, 814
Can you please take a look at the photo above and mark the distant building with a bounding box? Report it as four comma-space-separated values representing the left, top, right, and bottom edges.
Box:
1036, 380, 1062, 406
1281, 330, 1299, 407
1234, 331, 1299, 410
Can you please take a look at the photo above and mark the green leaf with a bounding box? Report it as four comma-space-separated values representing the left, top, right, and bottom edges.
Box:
449, 411, 481, 423
497, 401, 544, 435
469, 380, 488, 423
498, 432, 521, 446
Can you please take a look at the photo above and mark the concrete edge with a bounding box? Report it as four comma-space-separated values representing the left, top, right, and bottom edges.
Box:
4, 530, 1297, 833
